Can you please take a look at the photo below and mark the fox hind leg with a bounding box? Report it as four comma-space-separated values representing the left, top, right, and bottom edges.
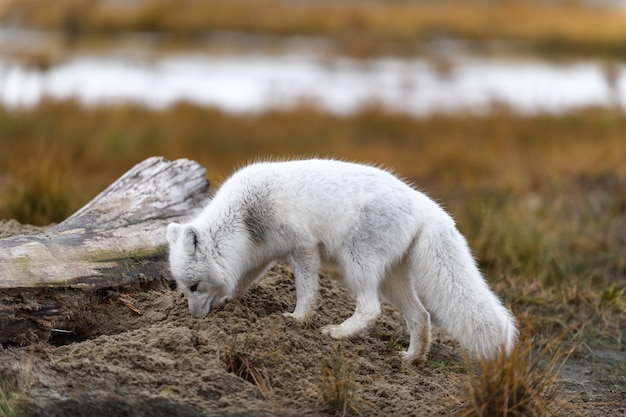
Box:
381, 271, 432, 363
321, 282, 382, 339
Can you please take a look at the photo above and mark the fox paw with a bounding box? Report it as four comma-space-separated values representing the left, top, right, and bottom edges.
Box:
283, 312, 307, 324
320, 324, 346, 339
399, 350, 425, 364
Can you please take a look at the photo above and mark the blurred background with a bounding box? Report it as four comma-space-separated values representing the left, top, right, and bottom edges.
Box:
1, 0, 625, 221
0, 0, 625, 349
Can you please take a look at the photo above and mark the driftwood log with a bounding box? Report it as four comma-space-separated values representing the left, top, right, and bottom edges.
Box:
0, 157, 210, 345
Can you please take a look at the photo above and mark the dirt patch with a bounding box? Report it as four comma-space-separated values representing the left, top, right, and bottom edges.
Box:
0, 221, 624, 416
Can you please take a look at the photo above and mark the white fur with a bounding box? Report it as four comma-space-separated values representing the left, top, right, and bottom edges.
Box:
166, 159, 517, 361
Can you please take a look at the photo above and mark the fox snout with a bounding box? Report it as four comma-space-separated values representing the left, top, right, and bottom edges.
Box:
186, 295, 212, 319
188, 293, 229, 318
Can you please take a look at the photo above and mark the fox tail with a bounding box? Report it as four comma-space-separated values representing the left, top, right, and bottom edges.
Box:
410, 223, 517, 359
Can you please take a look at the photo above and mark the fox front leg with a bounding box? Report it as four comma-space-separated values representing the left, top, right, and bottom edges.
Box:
283, 247, 320, 323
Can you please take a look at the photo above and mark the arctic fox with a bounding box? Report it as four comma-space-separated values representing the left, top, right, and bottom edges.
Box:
166, 159, 516, 362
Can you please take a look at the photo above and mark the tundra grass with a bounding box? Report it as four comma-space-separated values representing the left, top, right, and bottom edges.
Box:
220, 329, 273, 398
455, 327, 569, 417
319, 344, 360, 417
0, 350, 34, 417
222, 346, 272, 398
2, 0, 626, 59
0, 378, 20, 417
0, 101, 624, 354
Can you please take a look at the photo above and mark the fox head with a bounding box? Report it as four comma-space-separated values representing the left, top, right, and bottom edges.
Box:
166, 222, 233, 318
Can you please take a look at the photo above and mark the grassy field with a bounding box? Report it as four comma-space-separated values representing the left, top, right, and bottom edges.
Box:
2, 0, 626, 58
1, 101, 624, 358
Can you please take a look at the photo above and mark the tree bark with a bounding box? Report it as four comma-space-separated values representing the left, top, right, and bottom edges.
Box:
0, 157, 210, 345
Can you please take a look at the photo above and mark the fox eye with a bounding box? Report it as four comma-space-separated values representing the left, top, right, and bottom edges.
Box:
189, 283, 199, 292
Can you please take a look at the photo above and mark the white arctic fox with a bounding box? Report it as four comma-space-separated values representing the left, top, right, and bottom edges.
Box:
167, 159, 516, 362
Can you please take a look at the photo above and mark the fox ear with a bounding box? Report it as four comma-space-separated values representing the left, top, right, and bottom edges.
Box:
166, 223, 182, 244
182, 225, 201, 254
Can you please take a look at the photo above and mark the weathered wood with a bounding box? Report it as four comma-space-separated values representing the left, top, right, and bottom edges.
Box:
0, 157, 209, 345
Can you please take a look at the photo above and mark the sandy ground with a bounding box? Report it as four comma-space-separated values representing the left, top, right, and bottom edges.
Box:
0, 220, 624, 416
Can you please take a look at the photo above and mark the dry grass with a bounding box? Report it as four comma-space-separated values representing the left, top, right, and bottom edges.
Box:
0, 349, 35, 417
2, 0, 626, 58
456, 327, 570, 417
0, 160, 74, 226
1, 101, 624, 217
0, 379, 20, 417
220, 332, 273, 397
319, 344, 360, 417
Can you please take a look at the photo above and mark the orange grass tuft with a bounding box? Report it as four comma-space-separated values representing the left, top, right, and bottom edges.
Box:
456, 326, 570, 417
319, 344, 361, 417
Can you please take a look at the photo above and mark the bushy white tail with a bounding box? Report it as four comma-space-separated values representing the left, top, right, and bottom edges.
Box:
410, 224, 517, 359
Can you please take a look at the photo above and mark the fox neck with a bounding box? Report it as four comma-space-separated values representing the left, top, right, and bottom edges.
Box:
211, 230, 266, 299
205, 202, 274, 300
